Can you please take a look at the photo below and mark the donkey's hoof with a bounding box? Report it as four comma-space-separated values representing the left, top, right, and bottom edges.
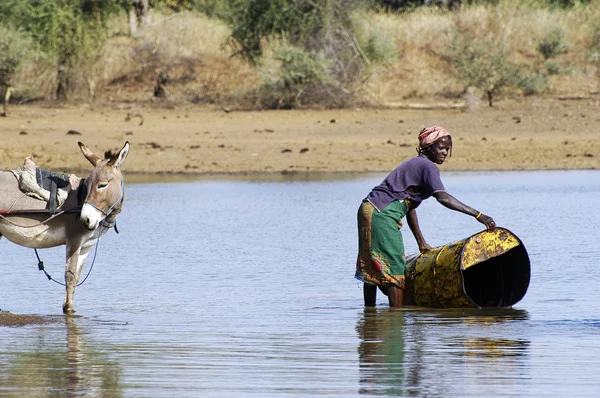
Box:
62, 304, 76, 315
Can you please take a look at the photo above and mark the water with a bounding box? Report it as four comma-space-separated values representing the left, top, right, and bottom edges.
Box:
1, 170, 599, 397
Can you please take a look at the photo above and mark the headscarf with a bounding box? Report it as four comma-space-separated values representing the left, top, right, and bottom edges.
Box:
418, 125, 450, 150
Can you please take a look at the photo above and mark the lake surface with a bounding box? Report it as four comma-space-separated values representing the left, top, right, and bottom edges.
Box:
1, 170, 599, 397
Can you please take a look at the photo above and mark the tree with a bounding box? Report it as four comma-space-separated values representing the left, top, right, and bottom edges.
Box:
125, 0, 198, 36
0, 26, 31, 116
226, 0, 375, 107
127, 0, 154, 36
0, 0, 122, 100
450, 32, 518, 106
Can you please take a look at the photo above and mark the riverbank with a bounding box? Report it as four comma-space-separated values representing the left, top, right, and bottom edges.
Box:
0, 312, 60, 327
1, 98, 598, 178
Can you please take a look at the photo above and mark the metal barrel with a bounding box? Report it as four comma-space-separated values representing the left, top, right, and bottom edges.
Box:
403, 227, 530, 308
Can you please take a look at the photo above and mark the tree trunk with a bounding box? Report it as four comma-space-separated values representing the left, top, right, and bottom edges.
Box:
88, 78, 96, 100
154, 72, 167, 98
56, 64, 69, 101
129, 0, 153, 36
139, 0, 153, 27
128, 9, 138, 36
0, 86, 11, 117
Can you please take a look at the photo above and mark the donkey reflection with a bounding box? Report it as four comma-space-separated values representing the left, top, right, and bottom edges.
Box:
0, 142, 129, 314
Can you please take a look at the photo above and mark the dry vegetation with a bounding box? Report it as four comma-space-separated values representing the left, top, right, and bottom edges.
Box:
8, 1, 600, 106
365, 2, 600, 103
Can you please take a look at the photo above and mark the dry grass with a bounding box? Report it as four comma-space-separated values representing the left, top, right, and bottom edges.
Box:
365, 0, 600, 102
10, 2, 600, 106
95, 11, 259, 103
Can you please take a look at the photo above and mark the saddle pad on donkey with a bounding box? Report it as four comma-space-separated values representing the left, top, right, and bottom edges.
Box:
10, 157, 69, 210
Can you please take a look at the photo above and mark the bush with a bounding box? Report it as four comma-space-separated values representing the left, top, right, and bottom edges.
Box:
192, 0, 230, 19
588, 26, 600, 63
449, 31, 519, 106
256, 42, 352, 108
547, 0, 592, 9
545, 61, 562, 75
516, 71, 548, 95
0, 26, 31, 87
273, 44, 330, 87
226, 0, 374, 107
537, 28, 569, 60
360, 27, 398, 64
372, 0, 495, 12
0, 0, 121, 100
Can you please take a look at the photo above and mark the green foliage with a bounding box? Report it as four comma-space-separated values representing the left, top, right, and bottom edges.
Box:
515, 70, 548, 95
371, 0, 498, 12
0, 0, 123, 98
226, 0, 324, 65
374, 0, 426, 11
546, 0, 591, 9
0, 26, 32, 86
371, 0, 591, 12
537, 28, 569, 60
587, 26, 600, 64
273, 44, 330, 87
545, 60, 562, 75
449, 31, 543, 106
226, 0, 373, 107
361, 28, 398, 64
255, 42, 334, 108
191, 0, 229, 18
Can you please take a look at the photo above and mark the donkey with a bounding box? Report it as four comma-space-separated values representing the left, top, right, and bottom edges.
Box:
0, 141, 129, 314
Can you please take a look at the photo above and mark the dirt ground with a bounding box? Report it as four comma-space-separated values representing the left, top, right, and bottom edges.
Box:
0, 97, 598, 179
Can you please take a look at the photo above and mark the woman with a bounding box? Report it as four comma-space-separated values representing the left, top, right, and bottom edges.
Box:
355, 125, 496, 307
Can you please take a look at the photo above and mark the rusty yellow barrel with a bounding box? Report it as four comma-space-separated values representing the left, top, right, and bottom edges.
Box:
403, 227, 530, 308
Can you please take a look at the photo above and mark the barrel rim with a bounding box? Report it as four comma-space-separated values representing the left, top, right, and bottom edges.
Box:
458, 226, 531, 308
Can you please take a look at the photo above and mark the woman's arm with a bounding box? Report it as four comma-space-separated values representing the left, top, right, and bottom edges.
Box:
433, 191, 496, 231
407, 209, 432, 253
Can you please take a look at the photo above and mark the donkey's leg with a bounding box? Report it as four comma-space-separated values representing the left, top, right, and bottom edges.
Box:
63, 238, 95, 314
63, 246, 81, 315
74, 243, 94, 283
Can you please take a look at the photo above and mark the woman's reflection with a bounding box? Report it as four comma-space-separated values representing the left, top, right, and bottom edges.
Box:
357, 308, 408, 395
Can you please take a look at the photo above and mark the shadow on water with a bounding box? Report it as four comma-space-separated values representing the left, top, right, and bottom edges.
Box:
356, 307, 530, 396
0, 317, 122, 396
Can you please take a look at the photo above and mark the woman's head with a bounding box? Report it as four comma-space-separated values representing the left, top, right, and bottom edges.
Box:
417, 125, 452, 164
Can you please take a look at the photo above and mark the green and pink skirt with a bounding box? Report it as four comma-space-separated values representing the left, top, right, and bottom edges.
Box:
355, 199, 410, 289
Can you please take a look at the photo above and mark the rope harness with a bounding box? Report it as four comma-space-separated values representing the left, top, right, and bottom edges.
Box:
84, 179, 124, 223
36, 226, 104, 287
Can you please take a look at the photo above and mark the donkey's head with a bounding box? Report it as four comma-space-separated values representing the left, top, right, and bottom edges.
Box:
78, 142, 130, 231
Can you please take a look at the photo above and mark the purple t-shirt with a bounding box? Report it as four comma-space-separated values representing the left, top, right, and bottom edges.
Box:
366, 155, 446, 211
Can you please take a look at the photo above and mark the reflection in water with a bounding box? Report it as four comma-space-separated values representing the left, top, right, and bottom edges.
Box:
356, 308, 531, 396
1, 317, 122, 397
357, 309, 408, 396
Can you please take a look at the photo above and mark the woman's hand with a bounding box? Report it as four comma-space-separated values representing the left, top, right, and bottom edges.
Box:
418, 242, 432, 253
477, 213, 496, 231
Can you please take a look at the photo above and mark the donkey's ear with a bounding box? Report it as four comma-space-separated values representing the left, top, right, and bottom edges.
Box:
78, 142, 102, 166
107, 141, 130, 168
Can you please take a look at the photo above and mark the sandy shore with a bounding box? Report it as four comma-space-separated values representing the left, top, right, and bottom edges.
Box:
0, 98, 598, 179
